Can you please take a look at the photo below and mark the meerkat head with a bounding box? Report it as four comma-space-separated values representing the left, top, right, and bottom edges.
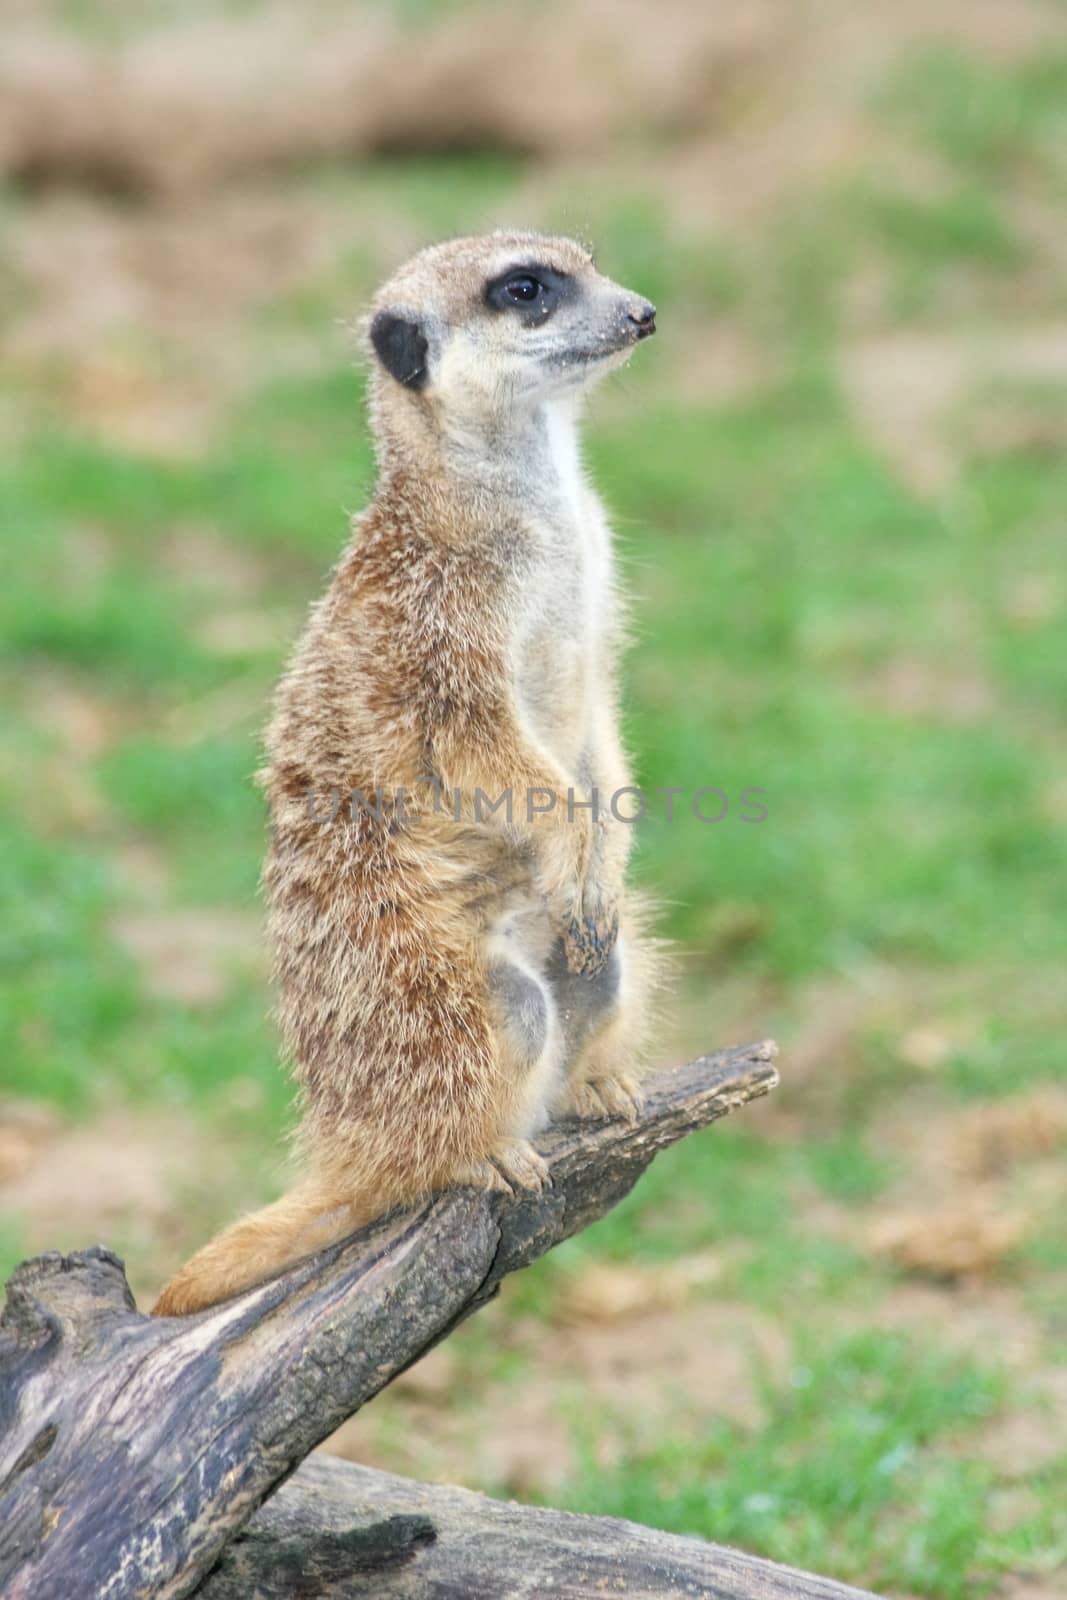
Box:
365, 230, 655, 433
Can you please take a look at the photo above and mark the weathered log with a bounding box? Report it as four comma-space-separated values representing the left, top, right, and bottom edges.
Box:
0, 1042, 778, 1600
205, 1450, 882, 1599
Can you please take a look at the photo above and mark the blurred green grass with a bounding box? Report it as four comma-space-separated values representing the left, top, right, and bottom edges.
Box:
1, 31, 1065, 1599
557, 1330, 1008, 1600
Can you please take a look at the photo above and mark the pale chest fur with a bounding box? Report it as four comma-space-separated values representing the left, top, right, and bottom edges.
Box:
510, 402, 615, 773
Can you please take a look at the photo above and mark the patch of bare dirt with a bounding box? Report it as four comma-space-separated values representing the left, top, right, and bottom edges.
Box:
0, 1105, 234, 1289
727, 962, 924, 1135
842, 327, 1067, 493
842, 332, 971, 493
953, 1091, 1067, 1179
56, 347, 217, 460
0, 1099, 62, 1185
974, 1367, 1067, 1478
4, 0, 1055, 207
777, 967, 900, 1086
554, 1253, 723, 1324
1, 187, 354, 437
860, 655, 996, 723
671, 323, 778, 407
998, 1580, 1067, 1600
6, 667, 137, 837
621, 0, 1059, 234
839, 1075, 1066, 1301
551, 1296, 787, 1431
3, 713, 115, 837
193, 608, 299, 661
1, 1107, 190, 1230
877, 1280, 1043, 1371
156, 529, 302, 670
21, 669, 129, 760
0, 1099, 284, 1305
110, 906, 264, 1006
896, 1021, 971, 1072
866, 1196, 1027, 1283
156, 527, 271, 601
0, 3, 787, 194
323, 1295, 788, 1492
872, 1052, 1067, 1190
967, 398, 1067, 471
108, 840, 173, 902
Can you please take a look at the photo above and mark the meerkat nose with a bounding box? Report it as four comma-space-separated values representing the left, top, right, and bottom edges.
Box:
627, 301, 657, 339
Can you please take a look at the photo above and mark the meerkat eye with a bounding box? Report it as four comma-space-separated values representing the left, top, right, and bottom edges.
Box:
484, 264, 570, 321
504, 274, 542, 303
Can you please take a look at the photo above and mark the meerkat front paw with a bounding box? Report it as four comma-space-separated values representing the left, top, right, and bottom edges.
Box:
559, 1071, 644, 1122
454, 1138, 551, 1196
563, 892, 619, 977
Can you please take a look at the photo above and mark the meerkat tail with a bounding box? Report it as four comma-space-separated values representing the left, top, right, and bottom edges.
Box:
151, 1177, 383, 1317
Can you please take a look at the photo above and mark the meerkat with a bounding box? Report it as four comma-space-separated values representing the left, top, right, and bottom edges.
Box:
153, 230, 662, 1317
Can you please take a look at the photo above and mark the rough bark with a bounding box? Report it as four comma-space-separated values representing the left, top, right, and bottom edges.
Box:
0, 1041, 778, 1600
203, 1451, 882, 1599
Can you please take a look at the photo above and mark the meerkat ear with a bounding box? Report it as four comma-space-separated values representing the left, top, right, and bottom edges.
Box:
370, 311, 429, 390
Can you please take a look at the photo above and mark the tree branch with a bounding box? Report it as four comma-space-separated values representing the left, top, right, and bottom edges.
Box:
204, 1452, 882, 1599
0, 1041, 778, 1600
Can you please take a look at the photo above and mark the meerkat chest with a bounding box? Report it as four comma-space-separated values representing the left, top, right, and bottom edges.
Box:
511, 408, 613, 762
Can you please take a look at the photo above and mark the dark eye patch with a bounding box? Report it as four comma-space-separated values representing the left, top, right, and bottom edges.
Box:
484, 263, 575, 325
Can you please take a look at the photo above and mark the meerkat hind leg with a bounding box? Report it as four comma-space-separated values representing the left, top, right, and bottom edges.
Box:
450, 947, 559, 1194
548, 937, 645, 1123
453, 1137, 551, 1194
561, 1038, 644, 1122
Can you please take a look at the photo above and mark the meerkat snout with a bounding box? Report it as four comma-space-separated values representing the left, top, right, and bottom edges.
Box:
628, 300, 657, 339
